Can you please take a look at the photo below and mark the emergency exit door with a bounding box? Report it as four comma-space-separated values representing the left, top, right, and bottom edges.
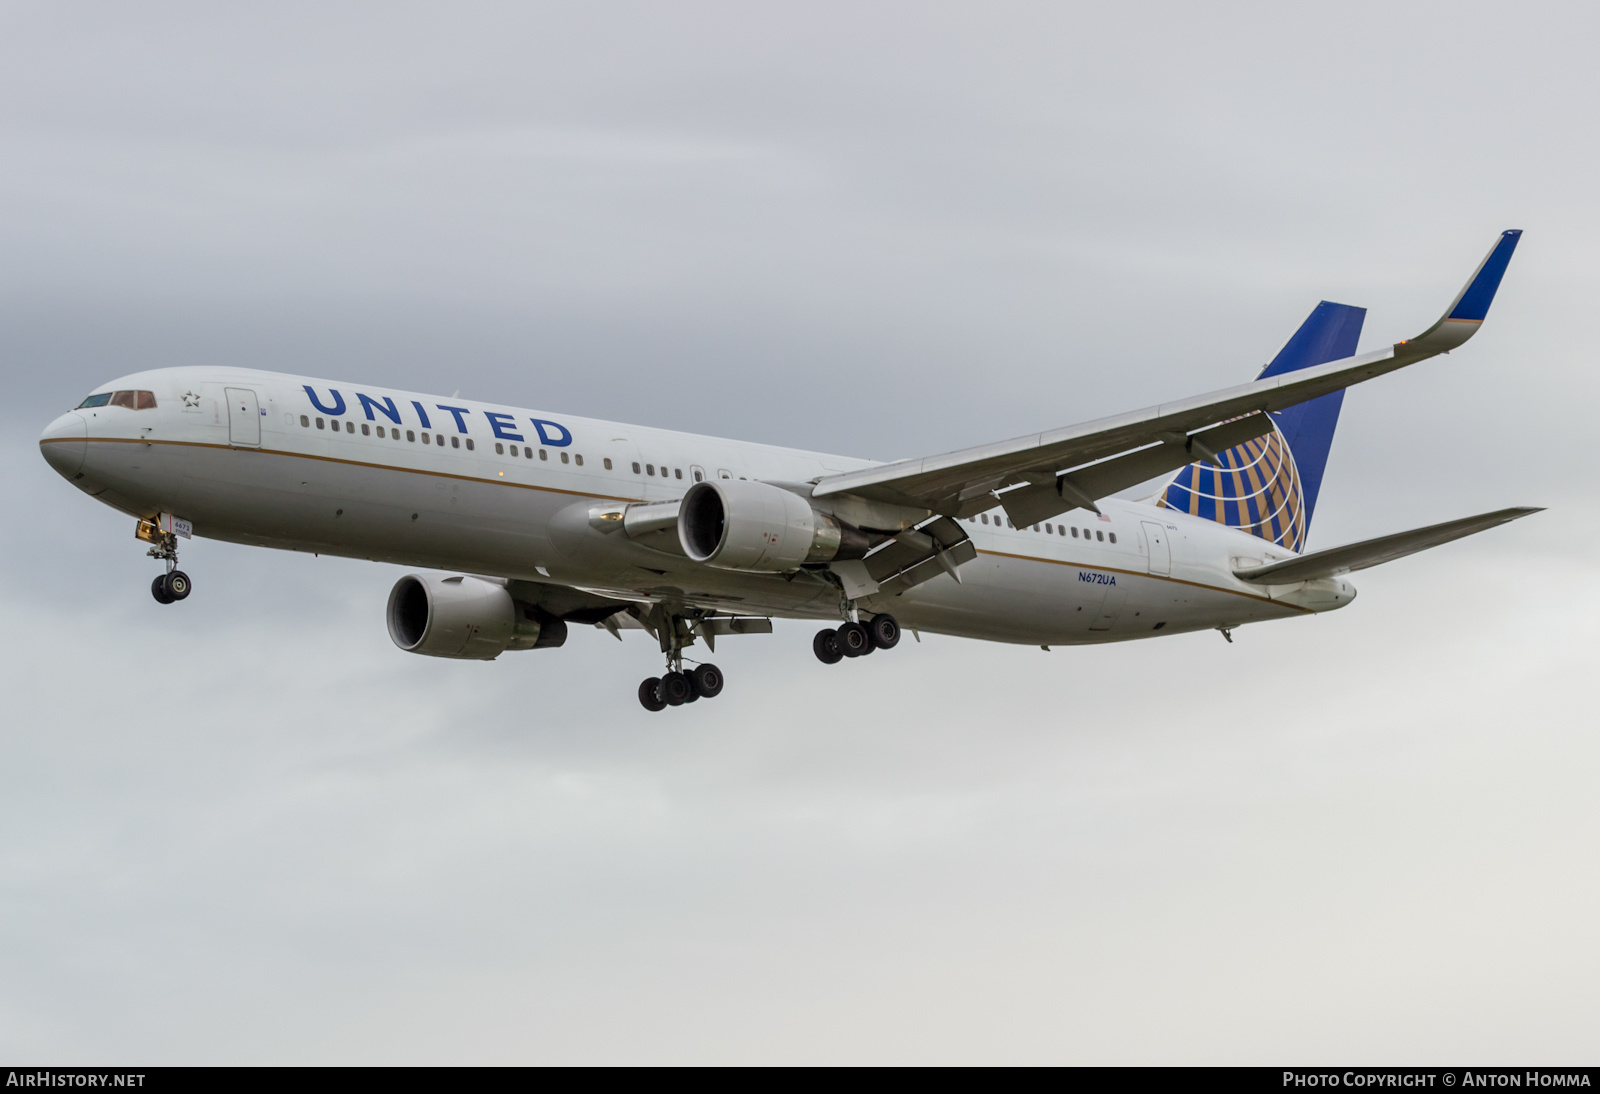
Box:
226, 387, 260, 447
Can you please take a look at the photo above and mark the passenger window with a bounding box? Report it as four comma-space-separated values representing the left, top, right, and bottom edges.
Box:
560, 451, 569, 464
77, 393, 113, 409
509, 444, 518, 456
718, 469, 732, 479
406, 430, 416, 442
1109, 532, 1117, 543
1006, 519, 1014, 528
362, 423, 370, 435
1045, 523, 1053, 534
495, 443, 504, 454
691, 466, 704, 482
980, 514, 988, 524
524, 447, 532, 459
574, 454, 583, 466
450, 436, 459, 448
1071, 527, 1079, 538
421, 432, 429, 444
377, 426, 386, 438
392, 430, 401, 441
674, 468, 682, 479
1033, 524, 1040, 532
300, 415, 309, 427
465, 439, 474, 451
346, 421, 354, 433
436, 434, 444, 446
135, 391, 156, 410
1096, 530, 1104, 541
647, 464, 655, 476
109, 391, 136, 409
539, 449, 547, 460
316, 417, 325, 429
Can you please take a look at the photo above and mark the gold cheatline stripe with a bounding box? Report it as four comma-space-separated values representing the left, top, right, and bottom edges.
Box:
42, 436, 638, 503
974, 547, 1313, 613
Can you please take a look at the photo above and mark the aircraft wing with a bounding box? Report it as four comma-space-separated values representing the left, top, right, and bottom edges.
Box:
813, 230, 1522, 528
1232, 507, 1541, 585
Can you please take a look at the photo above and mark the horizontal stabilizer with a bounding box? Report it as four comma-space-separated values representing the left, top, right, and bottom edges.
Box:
1233, 506, 1541, 584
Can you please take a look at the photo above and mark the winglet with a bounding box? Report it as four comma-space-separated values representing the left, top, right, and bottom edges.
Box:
1399, 230, 1522, 357
1447, 229, 1522, 322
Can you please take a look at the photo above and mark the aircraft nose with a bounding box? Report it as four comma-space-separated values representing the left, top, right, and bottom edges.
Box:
39, 412, 88, 478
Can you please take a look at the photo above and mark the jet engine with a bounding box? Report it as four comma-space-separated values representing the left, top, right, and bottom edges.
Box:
386, 574, 566, 660
678, 479, 867, 572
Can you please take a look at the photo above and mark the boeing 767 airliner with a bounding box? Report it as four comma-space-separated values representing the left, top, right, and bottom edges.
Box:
39, 231, 1535, 710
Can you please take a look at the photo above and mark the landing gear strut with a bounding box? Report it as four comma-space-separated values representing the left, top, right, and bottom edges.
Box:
813, 612, 901, 665
137, 519, 192, 605
636, 609, 727, 712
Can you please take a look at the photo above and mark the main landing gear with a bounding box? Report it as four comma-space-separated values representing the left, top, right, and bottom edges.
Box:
636, 608, 728, 712
813, 612, 900, 665
637, 663, 725, 712
136, 518, 193, 605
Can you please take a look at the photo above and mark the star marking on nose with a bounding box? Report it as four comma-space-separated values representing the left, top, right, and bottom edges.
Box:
181, 390, 201, 408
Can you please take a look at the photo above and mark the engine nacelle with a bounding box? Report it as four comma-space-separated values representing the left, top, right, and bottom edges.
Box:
386, 574, 566, 660
678, 479, 856, 572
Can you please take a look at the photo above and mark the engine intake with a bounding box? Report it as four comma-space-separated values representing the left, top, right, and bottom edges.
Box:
679, 479, 863, 571
386, 574, 565, 660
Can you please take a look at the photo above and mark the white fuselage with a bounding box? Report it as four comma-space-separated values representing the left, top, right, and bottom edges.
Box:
39, 367, 1355, 646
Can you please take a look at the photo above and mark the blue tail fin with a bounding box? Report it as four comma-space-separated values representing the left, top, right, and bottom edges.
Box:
1157, 301, 1366, 551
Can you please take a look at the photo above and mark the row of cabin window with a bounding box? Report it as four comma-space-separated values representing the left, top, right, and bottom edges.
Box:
628, 463, 745, 482
970, 512, 1116, 543
302, 414, 476, 450
493, 442, 585, 467
301, 413, 611, 470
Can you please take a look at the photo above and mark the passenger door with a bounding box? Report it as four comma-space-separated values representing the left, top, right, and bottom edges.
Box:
1141, 521, 1171, 576
226, 387, 261, 448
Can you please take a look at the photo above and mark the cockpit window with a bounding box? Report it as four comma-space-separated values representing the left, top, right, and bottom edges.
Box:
81, 390, 156, 410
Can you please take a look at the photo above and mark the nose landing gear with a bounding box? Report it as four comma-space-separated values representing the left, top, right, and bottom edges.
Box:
813, 612, 902, 665
150, 571, 192, 604
136, 518, 193, 605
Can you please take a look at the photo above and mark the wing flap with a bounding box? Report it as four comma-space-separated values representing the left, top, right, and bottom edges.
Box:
856, 515, 975, 595
1233, 506, 1541, 584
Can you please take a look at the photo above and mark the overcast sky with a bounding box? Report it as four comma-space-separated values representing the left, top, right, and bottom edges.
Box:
2, 1, 1596, 1064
